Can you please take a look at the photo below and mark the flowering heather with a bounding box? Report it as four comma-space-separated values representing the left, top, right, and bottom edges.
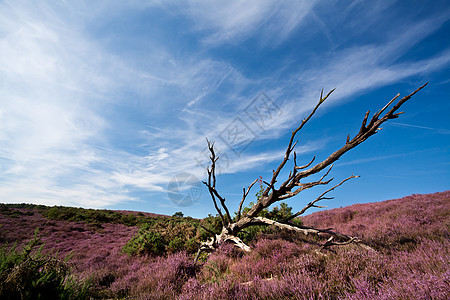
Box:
1, 191, 449, 299
302, 191, 450, 251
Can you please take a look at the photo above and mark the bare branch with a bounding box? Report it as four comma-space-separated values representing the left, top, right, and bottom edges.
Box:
278, 176, 333, 201
203, 139, 228, 227
252, 216, 320, 235
200, 225, 217, 237
320, 236, 356, 250
373, 93, 400, 120
295, 156, 316, 170
286, 175, 359, 220
206, 140, 233, 225
265, 89, 335, 197
359, 110, 370, 133
277, 165, 334, 201
238, 178, 258, 220
251, 216, 375, 251
202, 181, 225, 227
319, 164, 333, 182
226, 235, 251, 252
294, 83, 428, 181
194, 230, 251, 264
198, 85, 425, 261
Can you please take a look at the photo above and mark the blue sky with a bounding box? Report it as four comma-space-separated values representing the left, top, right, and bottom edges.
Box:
0, 0, 449, 218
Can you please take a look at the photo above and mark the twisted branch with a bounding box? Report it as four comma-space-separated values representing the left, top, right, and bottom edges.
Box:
196, 84, 427, 262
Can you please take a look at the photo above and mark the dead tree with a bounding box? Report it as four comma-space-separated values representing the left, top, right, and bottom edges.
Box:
195, 84, 427, 262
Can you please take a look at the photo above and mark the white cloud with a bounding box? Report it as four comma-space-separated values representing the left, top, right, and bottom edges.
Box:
290, 11, 450, 107
180, 0, 317, 45
391, 122, 450, 135
0, 1, 130, 207
131, 8, 450, 198
0, 0, 449, 212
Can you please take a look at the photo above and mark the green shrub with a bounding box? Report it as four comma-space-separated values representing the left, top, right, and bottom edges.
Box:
167, 237, 185, 253
185, 238, 199, 254
122, 215, 205, 256
123, 228, 166, 256
0, 229, 90, 299
43, 206, 139, 227
120, 213, 138, 226
0, 204, 34, 218
199, 214, 223, 240
45, 206, 79, 222
235, 202, 303, 243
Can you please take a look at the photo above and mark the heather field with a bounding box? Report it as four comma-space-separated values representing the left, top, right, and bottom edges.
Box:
1, 191, 449, 299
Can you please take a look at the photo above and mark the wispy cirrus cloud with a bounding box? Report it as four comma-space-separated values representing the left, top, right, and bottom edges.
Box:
177, 0, 318, 45
113, 0, 450, 201
0, 0, 449, 215
391, 122, 450, 135
0, 1, 251, 208
0, 1, 163, 207
292, 10, 450, 101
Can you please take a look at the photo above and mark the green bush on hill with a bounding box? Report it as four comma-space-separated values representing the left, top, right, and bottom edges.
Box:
0, 229, 90, 299
123, 202, 302, 256
123, 216, 202, 256
44, 206, 140, 227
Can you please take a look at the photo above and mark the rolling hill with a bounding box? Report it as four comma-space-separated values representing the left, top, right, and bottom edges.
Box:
1, 191, 448, 299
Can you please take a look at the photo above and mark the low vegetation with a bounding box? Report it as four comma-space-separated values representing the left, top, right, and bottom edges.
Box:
0, 229, 90, 299
122, 201, 300, 257
0, 191, 448, 299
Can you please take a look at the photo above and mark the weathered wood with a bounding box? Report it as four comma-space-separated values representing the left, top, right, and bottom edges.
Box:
197, 84, 427, 262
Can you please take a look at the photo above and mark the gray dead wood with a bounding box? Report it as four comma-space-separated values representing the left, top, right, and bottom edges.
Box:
196, 84, 427, 263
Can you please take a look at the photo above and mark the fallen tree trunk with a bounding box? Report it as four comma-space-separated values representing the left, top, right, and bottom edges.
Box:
195, 84, 427, 263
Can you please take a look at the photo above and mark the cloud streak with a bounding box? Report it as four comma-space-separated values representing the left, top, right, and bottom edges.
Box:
182, 0, 318, 45
0, 0, 449, 214
390, 122, 450, 135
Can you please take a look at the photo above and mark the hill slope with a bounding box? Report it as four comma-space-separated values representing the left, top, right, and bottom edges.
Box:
1, 191, 449, 299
